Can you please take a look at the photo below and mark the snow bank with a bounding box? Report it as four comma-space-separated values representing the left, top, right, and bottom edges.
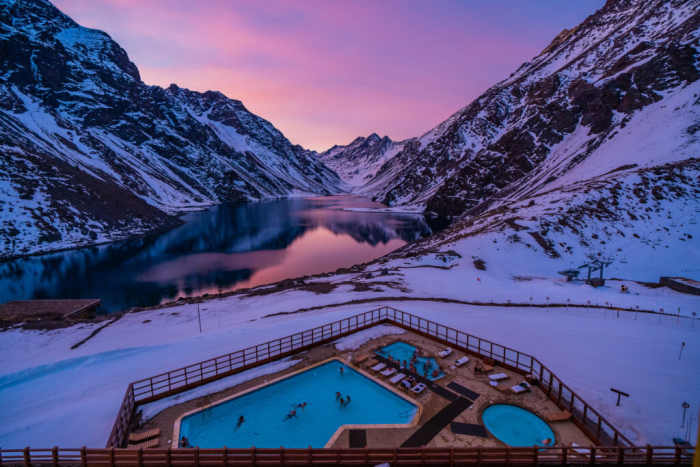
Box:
333, 324, 404, 351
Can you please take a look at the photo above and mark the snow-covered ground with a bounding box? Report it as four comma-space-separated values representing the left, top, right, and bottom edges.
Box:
1, 274, 697, 448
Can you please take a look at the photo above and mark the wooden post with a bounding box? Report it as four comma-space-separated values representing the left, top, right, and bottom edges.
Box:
645, 445, 653, 464
194, 447, 200, 467
673, 446, 681, 464
589, 447, 596, 465
533, 446, 538, 464
450, 448, 454, 466
81, 446, 87, 467
281, 447, 285, 466
110, 447, 115, 467
251, 447, 256, 465
137, 448, 144, 467
616, 447, 623, 464
223, 447, 228, 466
596, 418, 602, 442
52, 446, 58, 467
557, 383, 563, 406
561, 446, 567, 464
166, 448, 172, 467
307, 446, 312, 464
23, 447, 29, 467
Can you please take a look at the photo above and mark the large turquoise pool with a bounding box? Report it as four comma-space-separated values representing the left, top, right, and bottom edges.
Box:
482, 404, 555, 447
177, 359, 417, 448
375, 341, 445, 381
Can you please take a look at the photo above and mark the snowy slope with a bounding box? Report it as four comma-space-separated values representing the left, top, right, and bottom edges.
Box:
326, 0, 699, 231
0, 0, 342, 258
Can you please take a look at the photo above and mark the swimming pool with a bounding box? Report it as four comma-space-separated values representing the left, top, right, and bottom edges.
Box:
176, 359, 418, 448
375, 341, 445, 381
482, 404, 555, 447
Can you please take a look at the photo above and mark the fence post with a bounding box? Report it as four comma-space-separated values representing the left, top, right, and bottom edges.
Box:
81, 446, 87, 467
137, 448, 144, 467
194, 447, 200, 467
616, 447, 623, 464
450, 448, 454, 466
52, 446, 58, 467
561, 446, 567, 464
251, 447, 256, 465
166, 448, 172, 467
645, 445, 652, 464
589, 447, 596, 465
673, 446, 680, 464
23, 447, 29, 467
110, 447, 115, 467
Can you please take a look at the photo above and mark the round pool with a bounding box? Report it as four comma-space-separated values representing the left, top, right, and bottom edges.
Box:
482, 404, 555, 447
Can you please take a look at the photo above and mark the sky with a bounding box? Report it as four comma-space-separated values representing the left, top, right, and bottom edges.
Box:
54, 0, 605, 151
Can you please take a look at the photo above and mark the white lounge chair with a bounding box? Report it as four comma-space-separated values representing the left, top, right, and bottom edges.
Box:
438, 348, 453, 358
401, 379, 413, 389
489, 372, 509, 381
411, 383, 427, 394
370, 362, 387, 372
511, 382, 531, 394
455, 356, 470, 367
390, 373, 406, 384
381, 367, 397, 377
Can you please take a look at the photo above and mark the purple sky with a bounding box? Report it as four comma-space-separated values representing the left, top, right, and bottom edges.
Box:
54, 0, 604, 151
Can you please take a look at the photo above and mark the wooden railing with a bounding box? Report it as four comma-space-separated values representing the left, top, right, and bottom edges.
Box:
382, 306, 634, 446
102, 305, 664, 451
0, 445, 694, 466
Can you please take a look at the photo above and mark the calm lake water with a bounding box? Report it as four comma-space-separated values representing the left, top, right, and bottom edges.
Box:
0, 196, 429, 313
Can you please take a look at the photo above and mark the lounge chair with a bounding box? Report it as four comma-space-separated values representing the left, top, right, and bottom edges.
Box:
401, 379, 413, 390
370, 362, 387, 372
381, 367, 397, 377
411, 383, 427, 394
353, 354, 369, 365
128, 438, 159, 449
546, 410, 572, 422
438, 347, 453, 358
129, 428, 160, 444
455, 356, 469, 367
488, 373, 509, 381
511, 381, 531, 394
390, 373, 406, 384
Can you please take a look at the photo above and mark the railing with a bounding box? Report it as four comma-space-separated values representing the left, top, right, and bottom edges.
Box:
105, 306, 655, 450
0, 445, 694, 466
107, 307, 390, 447
382, 306, 634, 446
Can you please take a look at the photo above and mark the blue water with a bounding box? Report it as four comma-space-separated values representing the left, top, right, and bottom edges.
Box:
375, 341, 445, 381
178, 359, 417, 448
482, 404, 555, 447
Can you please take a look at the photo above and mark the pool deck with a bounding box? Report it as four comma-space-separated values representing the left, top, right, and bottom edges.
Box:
137, 329, 593, 450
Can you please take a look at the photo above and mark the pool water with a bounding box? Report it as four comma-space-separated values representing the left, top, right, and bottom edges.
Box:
482, 404, 555, 447
375, 341, 445, 381
178, 359, 417, 448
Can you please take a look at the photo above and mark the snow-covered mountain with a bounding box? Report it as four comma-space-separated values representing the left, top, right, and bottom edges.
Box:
329, 0, 699, 231
318, 133, 408, 190
0, 0, 342, 258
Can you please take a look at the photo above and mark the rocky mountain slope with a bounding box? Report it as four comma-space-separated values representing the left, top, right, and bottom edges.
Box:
318, 134, 407, 190
329, 0, 699, 231
0, 0, 342, 258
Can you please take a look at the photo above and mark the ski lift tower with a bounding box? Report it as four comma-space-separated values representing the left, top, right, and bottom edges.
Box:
578, 258, 613, 287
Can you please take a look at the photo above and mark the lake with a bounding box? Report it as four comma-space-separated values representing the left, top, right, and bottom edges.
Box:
0, 196, 430, 313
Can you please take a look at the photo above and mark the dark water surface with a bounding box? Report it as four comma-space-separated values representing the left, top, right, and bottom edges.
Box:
0, 196, 429, 313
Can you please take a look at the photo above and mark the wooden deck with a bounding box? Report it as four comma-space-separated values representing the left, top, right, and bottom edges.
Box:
0, 299, 101, 324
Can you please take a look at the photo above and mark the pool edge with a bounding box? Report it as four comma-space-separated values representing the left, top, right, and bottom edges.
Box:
171, 356, 423, 448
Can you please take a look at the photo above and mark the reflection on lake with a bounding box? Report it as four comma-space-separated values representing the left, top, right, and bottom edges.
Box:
0, 196, 430, 313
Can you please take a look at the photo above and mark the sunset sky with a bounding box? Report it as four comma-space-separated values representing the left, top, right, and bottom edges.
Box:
54, 0, 604, 151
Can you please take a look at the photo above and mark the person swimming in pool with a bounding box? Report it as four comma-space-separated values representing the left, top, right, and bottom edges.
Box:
542, 438, 552, 446
345, 395, 351, 405
284, 409, 297, 420
180, 436, 189, 448
339, 396, 345, 406
336, 391, 341, 400
236, 415, 245, 428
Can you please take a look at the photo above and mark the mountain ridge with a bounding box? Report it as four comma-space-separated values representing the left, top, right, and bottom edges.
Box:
0, 0, 343, 257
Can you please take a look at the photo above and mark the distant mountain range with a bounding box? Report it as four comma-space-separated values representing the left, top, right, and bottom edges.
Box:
0, 0, 341, 257
324, 0, 699, 229
2, 0, 698, 273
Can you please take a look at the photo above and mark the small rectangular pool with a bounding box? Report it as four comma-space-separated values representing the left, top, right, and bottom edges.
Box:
375, 341, 445, 381
176, 359, 418, 448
